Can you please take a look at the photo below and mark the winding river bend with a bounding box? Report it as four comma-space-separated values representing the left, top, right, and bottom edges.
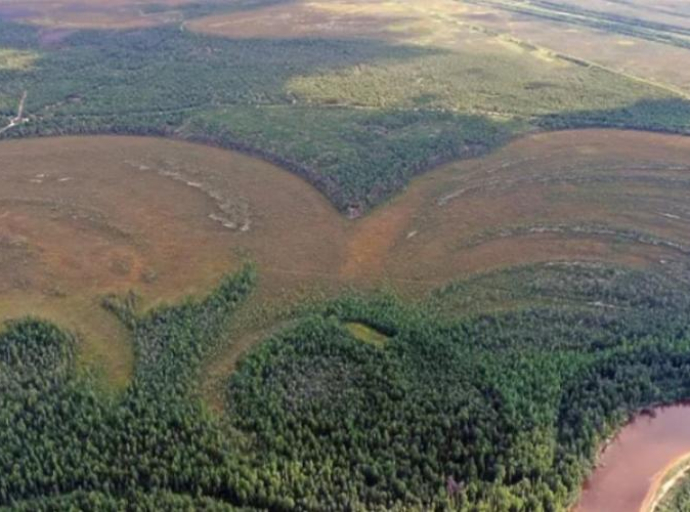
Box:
575, 405, 690, 512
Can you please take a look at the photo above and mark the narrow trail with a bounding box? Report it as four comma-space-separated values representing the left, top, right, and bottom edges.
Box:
0, 91, 27, 136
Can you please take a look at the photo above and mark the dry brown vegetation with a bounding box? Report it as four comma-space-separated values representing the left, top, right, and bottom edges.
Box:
458, 1, 690, 97
188, 0, 497, 49
188, 0, 690, 98
2, 130, 689, 390
187, 1, 417, 41
0, 0, 196, 29
0, 136, 243, 386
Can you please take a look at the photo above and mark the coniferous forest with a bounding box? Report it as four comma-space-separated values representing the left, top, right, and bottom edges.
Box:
3, 263, 690, 510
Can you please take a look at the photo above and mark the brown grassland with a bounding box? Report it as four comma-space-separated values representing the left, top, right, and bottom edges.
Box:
187, 0, 690, 99
1, 130, 689, 397
0, 0, 196, 29
186, 1, 416, 41
456, 2, 690, 97
187, 0, 503, 50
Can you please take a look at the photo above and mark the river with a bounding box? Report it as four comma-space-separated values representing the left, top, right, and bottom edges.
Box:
575, 405, 690, 512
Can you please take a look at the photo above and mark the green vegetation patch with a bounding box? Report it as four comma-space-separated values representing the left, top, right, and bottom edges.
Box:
287, 50, 671, 117
0, 318, 75, 390
345, 321, 390, 347
0, 49, 38, 71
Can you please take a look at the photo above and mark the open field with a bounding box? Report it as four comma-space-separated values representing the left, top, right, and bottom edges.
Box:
2, 129, 689, 390
340, 129, 690, 287
0, 0, 245, 29
188, 0, 690, 97
458, 0, 690, 96
186, 0, 477, 44
0, 0, 189, 29
0, 136, 272, 385
187, 0, 418, 41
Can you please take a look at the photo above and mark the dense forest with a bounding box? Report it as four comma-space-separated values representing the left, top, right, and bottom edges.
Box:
2, 263, 690, 510
1, 10, 690, 213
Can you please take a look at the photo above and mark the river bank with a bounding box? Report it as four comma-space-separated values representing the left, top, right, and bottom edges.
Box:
575, 405, 690, 512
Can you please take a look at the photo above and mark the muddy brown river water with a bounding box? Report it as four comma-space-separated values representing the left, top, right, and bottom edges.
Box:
575, 405, 690, 512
